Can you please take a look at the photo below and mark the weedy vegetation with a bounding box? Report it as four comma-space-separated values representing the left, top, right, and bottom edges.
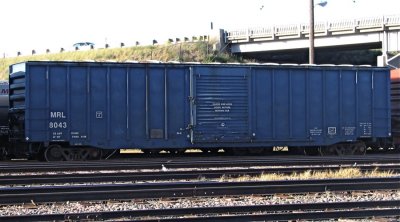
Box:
219, 168, 395, 182
0, 41, 243, 80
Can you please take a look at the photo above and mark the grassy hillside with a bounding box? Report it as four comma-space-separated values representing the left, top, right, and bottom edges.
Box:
0, 42, 238, 80
2, 43, 396, 80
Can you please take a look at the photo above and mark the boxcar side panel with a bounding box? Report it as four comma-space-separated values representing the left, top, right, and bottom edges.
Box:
273, 68, 290, 140
48, 66, 68, 142
307, 69, 324, 144
128, 66, 146, 142
357, 70, 373, 137
340, 70, 357, 140
90, 67, 107, 146
324, 69, 340, 143
253, 68, 273, 140
290, 69, 307, 139
148, 67, 165, 140
373, 69, 391, 137
109, 67, 127, 144
69, 66, 88, 145
26, 65, 47, 142
166, 67, 189, 143
20, 62, 391, 150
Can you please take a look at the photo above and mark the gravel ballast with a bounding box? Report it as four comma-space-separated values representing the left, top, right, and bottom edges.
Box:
0, 190, 399, 216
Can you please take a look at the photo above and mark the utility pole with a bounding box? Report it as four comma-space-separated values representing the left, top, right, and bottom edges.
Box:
309, 0, 328, 64
309, 0, 315, 64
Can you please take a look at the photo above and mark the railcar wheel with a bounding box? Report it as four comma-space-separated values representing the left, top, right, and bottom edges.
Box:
44, 144, 64, 161
353, 143, 367, 155
44, 146, 103, 161
70, 148, 103, 160
319, 143, 366, 156
0, 147, 8, 160
77, 149, 89, 160
395, 144, 400, 153
87, 148, 102, 160
304, 147, 320, 156
319, 144, 346, 156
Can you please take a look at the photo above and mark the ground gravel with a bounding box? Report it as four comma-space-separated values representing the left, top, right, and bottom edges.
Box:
0, 190, 398, 217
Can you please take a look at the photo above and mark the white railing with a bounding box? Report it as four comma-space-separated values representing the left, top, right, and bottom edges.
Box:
357, 17, 383, 29
329, 19, 356, 31
227, 14, 400, 42
275, 24, 300, 36
251, 27, 274, 37
386, 15, 400, 26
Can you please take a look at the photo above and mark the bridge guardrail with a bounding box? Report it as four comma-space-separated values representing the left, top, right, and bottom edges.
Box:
301, 22, 327, 35
357, 17, 383, 29
329, 19, 356, 32
386, 15, 400, 27
227, 14, 400, 42
275, 24, 300, 37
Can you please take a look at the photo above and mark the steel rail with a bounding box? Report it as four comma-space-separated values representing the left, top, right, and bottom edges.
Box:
145, 209, 400, 222
1, 200, 399, 222
0, 164, 399, 186
0, 155, 398, 173
0, 177, 398, 204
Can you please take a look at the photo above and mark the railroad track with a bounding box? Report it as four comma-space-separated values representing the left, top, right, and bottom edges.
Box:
0, 164, 399, 186
1, 200, 399, 222
0, 177, 398, 205
1, 155, 398, 221
0, 154, 398, 173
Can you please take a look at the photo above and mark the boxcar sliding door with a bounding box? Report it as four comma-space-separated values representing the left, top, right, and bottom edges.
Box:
190, 66, 251, 143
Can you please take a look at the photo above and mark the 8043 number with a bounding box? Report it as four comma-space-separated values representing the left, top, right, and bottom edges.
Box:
49, 122, 67, 129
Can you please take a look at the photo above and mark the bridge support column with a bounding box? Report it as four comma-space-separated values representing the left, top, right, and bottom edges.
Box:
378, 30, 389, 67
377, 55, 387, 67
212, 29, 228, 53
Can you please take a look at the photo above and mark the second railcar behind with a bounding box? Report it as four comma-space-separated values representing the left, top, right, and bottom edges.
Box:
391, 69, 400, 147
8, 61, 391, 160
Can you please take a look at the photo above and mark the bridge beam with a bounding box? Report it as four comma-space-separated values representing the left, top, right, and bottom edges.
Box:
231, 31, 400, 54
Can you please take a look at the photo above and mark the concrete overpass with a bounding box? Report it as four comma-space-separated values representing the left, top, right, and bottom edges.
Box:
225, 15, 400, 65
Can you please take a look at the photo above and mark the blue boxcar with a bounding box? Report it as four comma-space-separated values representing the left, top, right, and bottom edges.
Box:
9, 61, 391, 157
